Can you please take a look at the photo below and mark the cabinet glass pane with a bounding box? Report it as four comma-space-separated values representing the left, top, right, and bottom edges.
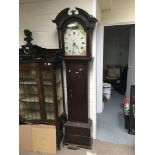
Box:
46, 103, 55, 120
56, 67, 63, 116
58, 99, 63, 116
42, 69, 55, 120
19, 69, 41, 120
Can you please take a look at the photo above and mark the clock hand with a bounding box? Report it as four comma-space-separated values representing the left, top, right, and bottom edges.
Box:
74, 43, 80, 53
74, 43, 79, 49
72, 42, 75, 54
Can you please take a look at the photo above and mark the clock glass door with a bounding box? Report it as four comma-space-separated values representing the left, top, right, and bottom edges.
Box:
64, 21, 86, 56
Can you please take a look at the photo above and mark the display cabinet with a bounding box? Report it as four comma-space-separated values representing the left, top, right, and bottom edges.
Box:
19, 61, 64, 122
19, 30, 66, 149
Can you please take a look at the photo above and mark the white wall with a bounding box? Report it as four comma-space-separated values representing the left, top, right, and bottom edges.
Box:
96, 0, 102, 22
126, 26, 135, 97
103, 26, 130, 68
19, 0, 93, 48
101, 0, 135, 25
96, 23, 104, 113
91, 0, 97, 138
95, 0, 135, 137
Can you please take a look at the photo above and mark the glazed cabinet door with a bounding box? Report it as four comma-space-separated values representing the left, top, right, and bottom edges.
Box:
55, 63, 64, 118
41, 63, 56, 121
41, 62, 64, 122
66, 62, 88, 123
19, 63, 42, 122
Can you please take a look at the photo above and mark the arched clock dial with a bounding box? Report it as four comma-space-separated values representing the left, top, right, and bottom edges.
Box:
64, 21, 86, 56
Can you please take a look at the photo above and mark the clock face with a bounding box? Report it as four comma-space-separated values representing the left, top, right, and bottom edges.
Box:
64, 21, 86, 56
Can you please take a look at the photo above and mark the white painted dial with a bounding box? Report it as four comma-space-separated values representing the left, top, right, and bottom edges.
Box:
64, 22, 86, 56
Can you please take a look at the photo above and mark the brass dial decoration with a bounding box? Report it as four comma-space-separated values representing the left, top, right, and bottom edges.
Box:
64, 22, 86, 56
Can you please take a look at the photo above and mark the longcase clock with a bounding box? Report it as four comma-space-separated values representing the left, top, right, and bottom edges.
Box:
53, 8, 97, 148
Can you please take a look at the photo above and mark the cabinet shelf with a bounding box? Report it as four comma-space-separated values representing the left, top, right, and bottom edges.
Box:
43, 81, 53, 86
45, 96, 54, 103
19, 96, 63, 104
21, 110, 55, 121
44, 96, 63, 103
20, 96, 39, 102
43, 79, 61, 86
19, 81, 37, 85
21, 111, 41, 120
19, 101, 40, 105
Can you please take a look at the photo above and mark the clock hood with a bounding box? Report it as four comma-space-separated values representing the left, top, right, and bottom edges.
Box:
52, 7, 97, 30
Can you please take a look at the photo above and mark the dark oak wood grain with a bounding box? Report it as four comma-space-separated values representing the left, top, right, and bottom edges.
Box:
66, 62, 88, 123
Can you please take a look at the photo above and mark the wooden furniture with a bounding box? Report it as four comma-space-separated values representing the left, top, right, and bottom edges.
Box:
117, 65, 128, 95
53, 8, 97, 148
123, 85, 135, 134
128, 85, 135, 135
104, 65, 122, 89
19, 30, 67, 149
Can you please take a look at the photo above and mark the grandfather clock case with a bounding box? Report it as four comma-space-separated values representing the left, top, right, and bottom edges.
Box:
53, 8, 97, 148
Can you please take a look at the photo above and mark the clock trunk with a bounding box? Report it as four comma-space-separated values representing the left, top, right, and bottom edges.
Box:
66, 62, 88, 123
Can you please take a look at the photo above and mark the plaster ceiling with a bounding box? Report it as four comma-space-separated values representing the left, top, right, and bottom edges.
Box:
19, 0, 52, 4
98, 0, 112, 11
98, 0, 135, 11
19, 0, 134, 11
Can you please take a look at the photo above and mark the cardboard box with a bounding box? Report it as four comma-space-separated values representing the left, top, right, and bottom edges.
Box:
19, 124, 56, 155
19, 125, 32, 153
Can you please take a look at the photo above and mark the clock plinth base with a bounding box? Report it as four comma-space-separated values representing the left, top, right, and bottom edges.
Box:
64, 119, 92, 149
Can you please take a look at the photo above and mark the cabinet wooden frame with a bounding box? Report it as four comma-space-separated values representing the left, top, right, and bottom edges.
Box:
19, 47, 67, 149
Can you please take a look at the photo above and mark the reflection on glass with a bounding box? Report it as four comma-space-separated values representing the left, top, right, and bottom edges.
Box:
56, 67, 63, 116
19, 65, 64, 122
42, 68, 55, 120
58, 99, 63, 116
19, 69, 41, 120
